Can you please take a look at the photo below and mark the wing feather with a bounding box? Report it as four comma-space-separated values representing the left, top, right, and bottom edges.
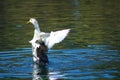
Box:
45, 29, 70, 49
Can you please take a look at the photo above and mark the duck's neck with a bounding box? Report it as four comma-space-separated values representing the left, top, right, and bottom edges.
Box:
33, 23, 41, 39
33, 22, 40, 33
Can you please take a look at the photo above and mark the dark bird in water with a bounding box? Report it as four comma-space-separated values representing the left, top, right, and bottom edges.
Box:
27, 18, 70, 65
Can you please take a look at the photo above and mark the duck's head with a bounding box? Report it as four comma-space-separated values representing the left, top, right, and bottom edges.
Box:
27, 18, 38, 25
27, 18, 40, 32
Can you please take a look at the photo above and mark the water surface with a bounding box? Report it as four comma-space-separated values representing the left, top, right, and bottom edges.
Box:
0, 47, 120, 80
0, 0, 119, 50
0, 0, 120, 80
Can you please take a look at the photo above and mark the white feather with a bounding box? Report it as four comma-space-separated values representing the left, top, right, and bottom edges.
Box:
45, 29, 70, 49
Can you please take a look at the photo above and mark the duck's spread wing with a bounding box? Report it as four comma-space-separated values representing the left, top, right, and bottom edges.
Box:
45, 29, 70, 49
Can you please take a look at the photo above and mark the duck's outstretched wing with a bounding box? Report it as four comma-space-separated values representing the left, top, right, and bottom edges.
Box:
45, 29, 70, 49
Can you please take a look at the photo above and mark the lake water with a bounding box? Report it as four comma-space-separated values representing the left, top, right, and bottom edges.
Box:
0, 0, 120, 80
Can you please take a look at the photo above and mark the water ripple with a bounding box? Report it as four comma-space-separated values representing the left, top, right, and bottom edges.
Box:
0, 48, 120, 80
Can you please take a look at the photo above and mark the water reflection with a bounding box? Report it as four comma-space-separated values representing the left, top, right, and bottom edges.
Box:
33, 63, 49, 80
32, 63, 64, 80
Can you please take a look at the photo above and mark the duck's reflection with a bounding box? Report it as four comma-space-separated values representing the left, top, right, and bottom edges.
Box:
32, 63, 49, 80
32, 63, 64, 80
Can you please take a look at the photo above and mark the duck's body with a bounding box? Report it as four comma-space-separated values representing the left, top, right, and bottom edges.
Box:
28, 18, 70, 65
36, 42, 48, 64
29, 25, 49, 64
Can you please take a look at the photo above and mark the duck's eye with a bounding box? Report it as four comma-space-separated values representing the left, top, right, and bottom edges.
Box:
35, 40, 38, 43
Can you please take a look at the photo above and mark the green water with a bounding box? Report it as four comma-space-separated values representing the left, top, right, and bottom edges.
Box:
0, 0, 120, 50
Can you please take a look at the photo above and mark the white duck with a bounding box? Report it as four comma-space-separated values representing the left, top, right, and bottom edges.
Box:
27, 18, 70, 64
